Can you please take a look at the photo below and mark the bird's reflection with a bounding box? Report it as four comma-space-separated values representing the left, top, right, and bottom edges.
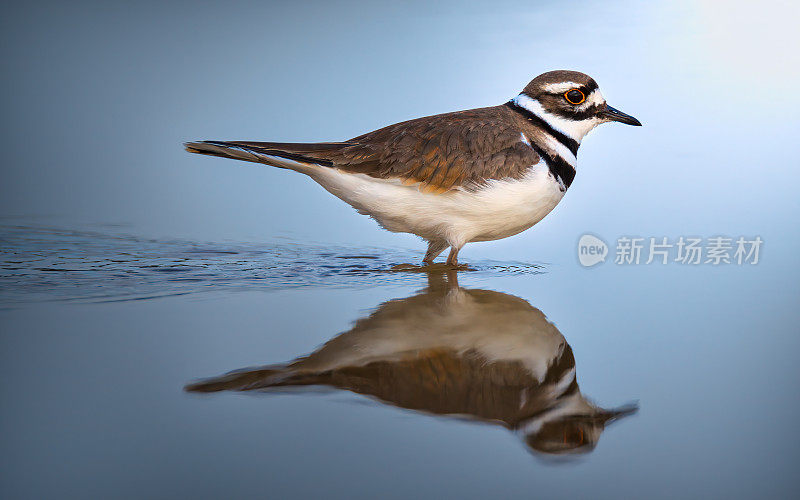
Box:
186, 271, 636, 456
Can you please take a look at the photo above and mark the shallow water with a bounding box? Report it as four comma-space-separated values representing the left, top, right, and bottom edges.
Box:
1, 223, 798, 499
0, 225, 543, 304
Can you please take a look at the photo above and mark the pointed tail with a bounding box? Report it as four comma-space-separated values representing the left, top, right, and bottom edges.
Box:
184, 365, 287, 393
184, 363, 334, 393
185, 140, 346, 171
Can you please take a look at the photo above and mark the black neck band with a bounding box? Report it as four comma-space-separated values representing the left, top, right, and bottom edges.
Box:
505, 100, 580, 156
505, 101, 577, 189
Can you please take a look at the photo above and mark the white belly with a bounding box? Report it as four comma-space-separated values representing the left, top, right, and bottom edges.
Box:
306, 163, 565, 247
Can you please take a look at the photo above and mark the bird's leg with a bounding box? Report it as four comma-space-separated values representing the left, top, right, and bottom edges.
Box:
423, 240, 448, 265
446, 246, 461, 267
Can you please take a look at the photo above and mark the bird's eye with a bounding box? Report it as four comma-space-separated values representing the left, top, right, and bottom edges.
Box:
564, 89, 585, 105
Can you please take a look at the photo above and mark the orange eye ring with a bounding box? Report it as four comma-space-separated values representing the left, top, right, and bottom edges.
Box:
564, 89, 585, 105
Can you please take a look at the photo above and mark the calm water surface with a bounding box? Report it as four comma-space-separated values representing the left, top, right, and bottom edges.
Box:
1, 223, 797, 499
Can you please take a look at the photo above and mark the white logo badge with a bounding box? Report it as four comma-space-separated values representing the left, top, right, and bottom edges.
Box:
578, 234, 608, 267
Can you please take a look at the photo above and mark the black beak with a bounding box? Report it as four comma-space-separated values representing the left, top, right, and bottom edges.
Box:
598, 403, 639, 424
599, 105, 641, 126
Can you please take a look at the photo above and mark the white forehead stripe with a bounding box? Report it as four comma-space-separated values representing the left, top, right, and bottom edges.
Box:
512, 93, 601, 142
542, 82, 584, 93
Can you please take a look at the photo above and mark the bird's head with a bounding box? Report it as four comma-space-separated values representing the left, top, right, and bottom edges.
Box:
513, 70, 641, 143
520, 403, 639, 456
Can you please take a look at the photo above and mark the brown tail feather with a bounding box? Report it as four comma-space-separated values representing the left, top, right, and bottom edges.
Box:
184, 366, 286, 393
184, 140, 349, 169
184, 364, 337, 393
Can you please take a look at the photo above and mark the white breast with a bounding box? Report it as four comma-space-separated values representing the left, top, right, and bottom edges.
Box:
306, 163, 566, 248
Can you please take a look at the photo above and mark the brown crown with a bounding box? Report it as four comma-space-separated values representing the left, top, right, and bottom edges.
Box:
521, 70, 599, 97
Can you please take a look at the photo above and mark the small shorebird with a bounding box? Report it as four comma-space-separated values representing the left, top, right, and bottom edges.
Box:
186, 70, 640, 265
186, 272, 636, 456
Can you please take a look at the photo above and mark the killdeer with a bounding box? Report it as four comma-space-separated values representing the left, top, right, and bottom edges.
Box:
186, 70, 640, 265
186, 272, 637, 456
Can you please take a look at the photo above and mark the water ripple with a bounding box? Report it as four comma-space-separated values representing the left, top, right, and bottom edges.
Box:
0, 225, 545, 305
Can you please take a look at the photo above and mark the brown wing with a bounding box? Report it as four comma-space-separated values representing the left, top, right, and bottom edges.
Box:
184, 348, 573, 427
226, 105, 540, 192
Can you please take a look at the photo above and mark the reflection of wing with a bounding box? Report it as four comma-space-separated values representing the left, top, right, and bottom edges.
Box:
286, 349, 578, 426
187, 272, 636, 455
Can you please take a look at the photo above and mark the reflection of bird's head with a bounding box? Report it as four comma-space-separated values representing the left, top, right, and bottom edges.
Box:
521, 405, 638, 455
